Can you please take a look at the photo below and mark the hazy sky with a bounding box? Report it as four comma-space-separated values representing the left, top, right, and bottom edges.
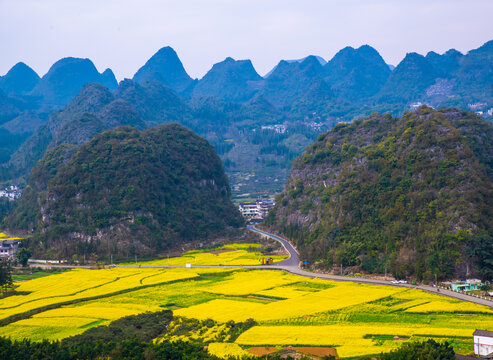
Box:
0, 0, 492, 80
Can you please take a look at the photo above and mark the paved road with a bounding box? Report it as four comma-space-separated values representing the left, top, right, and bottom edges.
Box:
248, 225, 493, 309
29, 226, 493, 309
247, 225, 299, 266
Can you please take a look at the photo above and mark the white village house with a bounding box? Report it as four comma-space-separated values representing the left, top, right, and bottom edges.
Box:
474, 329, 493, 357
238, 199, 275, 220
0, 239, 21, 260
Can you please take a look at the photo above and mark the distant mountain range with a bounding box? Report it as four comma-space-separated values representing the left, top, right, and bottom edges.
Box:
0, 40, 492, 195
133, 46, 194, 94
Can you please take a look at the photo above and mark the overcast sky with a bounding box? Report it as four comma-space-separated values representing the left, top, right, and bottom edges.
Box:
0, 0, 492, 80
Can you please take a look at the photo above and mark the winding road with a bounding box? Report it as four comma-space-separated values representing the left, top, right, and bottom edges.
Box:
247, 225, 493, 309
30, 226, 493, 309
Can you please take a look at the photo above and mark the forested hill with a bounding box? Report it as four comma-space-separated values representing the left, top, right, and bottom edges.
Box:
264, 107, 493, 280
0, 41, 492, 196
6, 124, 243, 259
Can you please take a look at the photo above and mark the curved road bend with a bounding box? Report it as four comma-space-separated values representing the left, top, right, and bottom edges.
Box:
247, 225, 299, 267
29, 227, 492, 309
247, 225, 493, 309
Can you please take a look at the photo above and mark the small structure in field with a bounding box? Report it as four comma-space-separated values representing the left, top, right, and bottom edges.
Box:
474, 329, 493, 357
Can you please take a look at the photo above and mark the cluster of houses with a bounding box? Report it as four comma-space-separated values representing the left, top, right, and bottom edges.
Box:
260, 124, 286, 134
0, 185, 22, 200
238, 198, 275, 221
410, 102, 493, 118
467, 102, 493, 117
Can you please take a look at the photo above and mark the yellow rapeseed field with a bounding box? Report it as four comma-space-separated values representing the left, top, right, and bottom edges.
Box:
0, 259, 491, 358
0, 268, 199, 320
0, 315, 104, 341
0, 232, 21, 240
32, 302, 156, 320
177, 278, 402, 322
158, 321, 231, 343
207, 343, 250, 358
130, 244, 286, 266
202, 270, 300, 296
235, 325, 474, 358
0, 302, 161, 341
405, 300, 493, 314
175, 299, 264, 322
257, 286, 313, 299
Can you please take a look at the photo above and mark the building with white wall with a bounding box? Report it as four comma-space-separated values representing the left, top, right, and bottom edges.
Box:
474, 329, 493, 357
0, 239, 20, 260
238, 199, 275, 220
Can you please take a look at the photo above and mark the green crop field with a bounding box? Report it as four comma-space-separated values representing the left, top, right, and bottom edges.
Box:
1, 246, 491, 358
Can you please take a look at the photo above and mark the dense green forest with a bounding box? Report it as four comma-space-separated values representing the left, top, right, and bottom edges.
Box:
5, 124, 243, 259
265, 107, 493, 280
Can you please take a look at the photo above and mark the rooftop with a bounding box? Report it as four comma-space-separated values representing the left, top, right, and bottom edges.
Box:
474, 329, 493, 337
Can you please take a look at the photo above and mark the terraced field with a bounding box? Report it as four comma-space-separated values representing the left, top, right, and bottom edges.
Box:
1, 246, 492, 358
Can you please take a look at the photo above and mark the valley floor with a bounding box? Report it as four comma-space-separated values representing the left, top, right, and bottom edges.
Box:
1, 240, 492, 358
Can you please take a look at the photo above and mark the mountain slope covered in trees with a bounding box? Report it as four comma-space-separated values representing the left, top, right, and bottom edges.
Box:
265, 107, 493, 280
7, 83, 146, 179
7, 124, 242, 258
0, 40, 492, 196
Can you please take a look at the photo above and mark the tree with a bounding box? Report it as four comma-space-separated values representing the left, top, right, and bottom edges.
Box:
0, 260, 12, 289
380, 339, 454, 360
471, 233, 493, 280
16, 248, 31, 267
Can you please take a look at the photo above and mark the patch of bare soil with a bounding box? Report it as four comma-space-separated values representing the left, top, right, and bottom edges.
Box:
292, 346, 338, 358
246, 346, 338, 359
247, 347, 278, 356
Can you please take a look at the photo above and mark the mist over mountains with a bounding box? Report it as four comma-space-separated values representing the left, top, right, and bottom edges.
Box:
0, 40, 492, 195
